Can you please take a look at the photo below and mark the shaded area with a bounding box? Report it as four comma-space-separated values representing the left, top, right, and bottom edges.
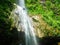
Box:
0, 27, 19, 45
18, 31, 25, 45
38, 36, 60, 45
0, 28, 60, 45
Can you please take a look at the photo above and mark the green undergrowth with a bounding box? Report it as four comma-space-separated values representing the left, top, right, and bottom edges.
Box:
0, 0, 18, 45
25, 0, 60, 30
0, 0, 15, 30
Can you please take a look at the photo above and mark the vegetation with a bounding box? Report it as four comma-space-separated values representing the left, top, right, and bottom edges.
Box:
25, 0, 60, 36
0, 0, 60, 45
0, 0, 18, 45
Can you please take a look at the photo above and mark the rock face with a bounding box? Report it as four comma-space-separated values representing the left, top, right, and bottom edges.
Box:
12, 4, 23, 32
31, 15, 44, 38
31, 15, 60, 38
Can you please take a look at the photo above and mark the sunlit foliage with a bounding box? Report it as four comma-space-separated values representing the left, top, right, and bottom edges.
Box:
25, 0, 60, 30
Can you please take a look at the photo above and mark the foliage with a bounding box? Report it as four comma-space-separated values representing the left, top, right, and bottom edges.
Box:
0, 0, 18, 45
25, 0, 60, 36
0, 0, 15, 30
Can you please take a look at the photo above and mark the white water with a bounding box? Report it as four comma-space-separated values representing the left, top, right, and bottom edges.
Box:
15, 0, 38, 45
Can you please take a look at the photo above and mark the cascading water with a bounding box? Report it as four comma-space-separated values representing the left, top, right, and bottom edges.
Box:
15, 0, 38, 45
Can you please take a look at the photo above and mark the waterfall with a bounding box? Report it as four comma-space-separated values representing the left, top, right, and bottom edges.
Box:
15, 0, 38, 45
